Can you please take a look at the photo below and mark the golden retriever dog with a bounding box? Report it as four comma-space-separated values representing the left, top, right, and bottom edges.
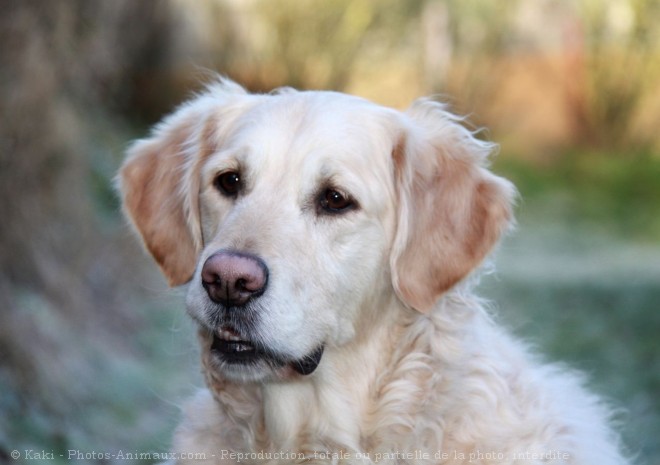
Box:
118, 79, 628, 464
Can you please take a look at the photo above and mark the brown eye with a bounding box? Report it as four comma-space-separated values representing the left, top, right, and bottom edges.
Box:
214, 171, 241, 197
319, 188, 354, 213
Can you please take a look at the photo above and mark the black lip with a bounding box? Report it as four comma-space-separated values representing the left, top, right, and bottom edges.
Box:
291, 345, 324, 375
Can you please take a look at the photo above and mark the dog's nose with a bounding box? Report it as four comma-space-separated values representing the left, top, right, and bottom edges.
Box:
201, 251, 268, 306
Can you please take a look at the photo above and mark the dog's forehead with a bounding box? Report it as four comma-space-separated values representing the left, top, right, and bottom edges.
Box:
228, 92, 395, 169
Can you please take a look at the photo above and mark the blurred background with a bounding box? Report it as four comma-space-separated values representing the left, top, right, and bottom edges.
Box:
1, 0, 659, 463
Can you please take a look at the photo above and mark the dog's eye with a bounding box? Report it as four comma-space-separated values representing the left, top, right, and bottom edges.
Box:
319, 188, 355, 214
214, 171, 241, 197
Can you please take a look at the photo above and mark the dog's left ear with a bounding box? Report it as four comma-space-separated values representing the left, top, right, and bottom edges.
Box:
390, 101, 516, 313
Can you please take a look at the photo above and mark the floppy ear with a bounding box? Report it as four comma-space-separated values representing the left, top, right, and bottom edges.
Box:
390, 101, 516, 313
119, 80, 250, 286
118, 105, 209, 286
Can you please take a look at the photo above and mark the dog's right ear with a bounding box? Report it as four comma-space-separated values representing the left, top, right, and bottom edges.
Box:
118, 80, 246, 286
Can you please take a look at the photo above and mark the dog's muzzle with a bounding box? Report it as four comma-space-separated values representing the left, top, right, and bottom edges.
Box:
201, 250, 324, 376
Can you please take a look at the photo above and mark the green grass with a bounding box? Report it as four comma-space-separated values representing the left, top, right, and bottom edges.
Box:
494, 151, 660, 240
0, 288, 199, 465
481, 226, 660, 462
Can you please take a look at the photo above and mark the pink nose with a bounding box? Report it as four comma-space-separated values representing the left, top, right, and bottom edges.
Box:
201, 251, 268, 306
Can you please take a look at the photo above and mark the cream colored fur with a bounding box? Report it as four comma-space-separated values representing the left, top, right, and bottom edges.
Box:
119, 79, 629, 464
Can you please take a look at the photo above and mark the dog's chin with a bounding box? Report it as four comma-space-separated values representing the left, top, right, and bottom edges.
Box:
203, 329, 325, 383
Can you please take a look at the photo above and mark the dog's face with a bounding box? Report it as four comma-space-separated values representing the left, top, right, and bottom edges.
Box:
188, 92, 400, 381
119, 80, 514, 382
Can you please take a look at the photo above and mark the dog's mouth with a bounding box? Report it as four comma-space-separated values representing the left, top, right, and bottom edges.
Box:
211, 327, 258, 358
210, 327, 324, 376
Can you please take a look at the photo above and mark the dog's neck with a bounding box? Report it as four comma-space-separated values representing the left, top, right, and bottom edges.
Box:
263, 309, 402, 451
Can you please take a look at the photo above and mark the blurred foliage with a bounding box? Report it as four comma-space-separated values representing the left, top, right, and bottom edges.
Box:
1, 0, 659, 464
214, 0, 660, 153
252, 0, 424, 89
571, 0, 660, 149
0, 1, 196, 463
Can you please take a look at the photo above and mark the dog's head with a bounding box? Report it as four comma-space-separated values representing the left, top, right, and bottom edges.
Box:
118, 79, 514, 382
